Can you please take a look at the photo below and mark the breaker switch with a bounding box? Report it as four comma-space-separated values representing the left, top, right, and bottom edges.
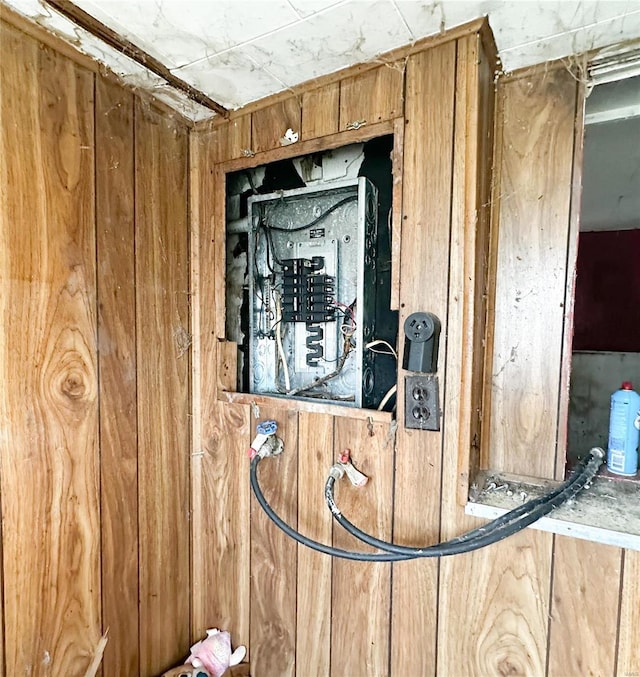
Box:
282, 257, 336, 323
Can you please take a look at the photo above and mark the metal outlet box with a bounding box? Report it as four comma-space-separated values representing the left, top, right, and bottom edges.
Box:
247, 177, 379, 407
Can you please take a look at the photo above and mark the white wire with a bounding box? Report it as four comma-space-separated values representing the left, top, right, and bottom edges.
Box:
378, 384, 397, 411
274, 294, 291, 391
365, 339, 398, 360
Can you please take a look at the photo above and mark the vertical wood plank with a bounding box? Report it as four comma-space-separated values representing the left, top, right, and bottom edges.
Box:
213, 164, 228, 340
135, 102, 191, 676
486, 68, 578, 478
440, 531, 553, 675
331, 417, 392, 676
548, 538, 622, 676
390, 42, 457, 676
190, 129, 251, 649
0, 24, 101, 675
389, 117, 404, 311
95, 76, 139, 676
194, 402, 251, 642
252, 98, 302, 154
296, 413, 333, 677
439, 30, 495, 528
250, 407, 298, 677
555, 77, 586, 479
340, 63, 404, 129
189, 126, 207, 644
439, 36, 553, 677
301, 83, 340, 140
617, 549, 640, 674
438, 32, 554, 677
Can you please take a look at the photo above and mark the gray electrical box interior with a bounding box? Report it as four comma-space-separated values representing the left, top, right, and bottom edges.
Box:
247, 177, 378, 407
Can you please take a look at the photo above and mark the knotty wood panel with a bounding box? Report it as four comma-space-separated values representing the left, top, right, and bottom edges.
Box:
296, 412, 333, 676
548, 537, 622, 676
252, 98, 302, 154
250, 407, 298, 677
0, 23, 101, 675
617, 549, 640, 673
437, 32, 554, 677
135, 102, 191, 676
301, 83, 340, 140
486, 68, 578, 478
339, 63, 404, 129
95, 76, 139, 676
390, 42, 457, 676
438, 33, 552, 676
440, 531, 553, 675
331, 417, 393, 675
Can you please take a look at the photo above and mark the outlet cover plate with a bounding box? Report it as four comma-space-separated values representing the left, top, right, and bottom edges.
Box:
404, 373, 440, 431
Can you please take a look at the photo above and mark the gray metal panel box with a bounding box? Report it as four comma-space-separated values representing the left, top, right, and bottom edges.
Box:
247, 177, 378, 407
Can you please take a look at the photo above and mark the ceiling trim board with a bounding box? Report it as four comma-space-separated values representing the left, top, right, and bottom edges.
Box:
0, 4, 196, 127
43, 0, 229, 118
0, 2, 102, 72
194, 16, 490, 132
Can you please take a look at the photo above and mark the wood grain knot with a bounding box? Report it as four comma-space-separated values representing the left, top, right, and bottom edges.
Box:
497, 657, 521, 675
43, 328, 97, 413
61, 371, 87, 399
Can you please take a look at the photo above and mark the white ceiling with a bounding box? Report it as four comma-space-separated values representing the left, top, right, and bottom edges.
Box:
3, 0, 640, 120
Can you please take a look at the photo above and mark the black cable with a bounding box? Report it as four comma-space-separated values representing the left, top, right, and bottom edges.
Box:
263, 195, 358, 233
250, 455, 409, 561
250, 447, 604, 560
324, 447, 604, 556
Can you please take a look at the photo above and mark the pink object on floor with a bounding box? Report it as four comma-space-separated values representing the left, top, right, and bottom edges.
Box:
186, 628, 246, 677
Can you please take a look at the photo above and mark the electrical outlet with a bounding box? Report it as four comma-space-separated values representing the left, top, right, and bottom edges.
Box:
404, 374, 440, 430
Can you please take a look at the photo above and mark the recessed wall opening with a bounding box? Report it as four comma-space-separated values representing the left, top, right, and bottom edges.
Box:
224, 136, 399, 412
567, 74, 640, 483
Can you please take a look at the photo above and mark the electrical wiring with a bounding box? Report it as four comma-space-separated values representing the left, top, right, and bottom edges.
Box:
365, 339, 398, 360
262, 222, 285, 267
249, 447, 604, 561
377, 384, 397, 411
274, 293, 290, 391
263, 195, 358, 233
286, 336, 353, 396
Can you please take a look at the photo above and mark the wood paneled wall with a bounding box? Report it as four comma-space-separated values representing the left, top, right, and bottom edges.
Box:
2, 10, 639, 677
191, 27, 640, 677
0, 19, 190, 677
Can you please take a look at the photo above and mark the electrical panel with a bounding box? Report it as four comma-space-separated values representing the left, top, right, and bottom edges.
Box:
247, 178, 380, 407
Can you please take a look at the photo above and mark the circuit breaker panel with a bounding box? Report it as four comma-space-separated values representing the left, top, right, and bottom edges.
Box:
248, 178, 378, 407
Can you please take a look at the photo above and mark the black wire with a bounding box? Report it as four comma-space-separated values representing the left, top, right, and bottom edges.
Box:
250, 448, 604, 560
263, 223, 285, 266
263, 195, 358, 233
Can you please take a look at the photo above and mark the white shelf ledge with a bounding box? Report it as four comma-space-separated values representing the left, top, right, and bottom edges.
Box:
465, 472, 640, 552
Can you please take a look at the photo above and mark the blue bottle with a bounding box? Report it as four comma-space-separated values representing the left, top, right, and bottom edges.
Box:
607, 381, 640, 476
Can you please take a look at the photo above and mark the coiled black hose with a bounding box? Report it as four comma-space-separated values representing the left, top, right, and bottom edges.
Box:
250, 447, 604, 561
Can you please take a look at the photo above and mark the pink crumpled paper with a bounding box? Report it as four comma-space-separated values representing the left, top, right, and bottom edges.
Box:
186, 628, 246, 677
